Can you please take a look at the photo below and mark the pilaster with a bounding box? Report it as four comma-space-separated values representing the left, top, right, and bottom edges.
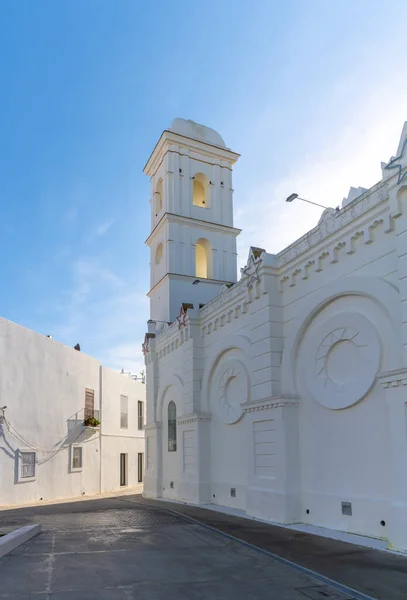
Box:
391, 184, 407, 364
166, 148, 177, 214
249, 265, 283, 400
212, 163, 221, 223
143, 422, 162, 499
243, 396, 300, 524
379, 368, 407, 550
144, 332, 159, 424
176, 412, 211, 504
181, 312, 204, 414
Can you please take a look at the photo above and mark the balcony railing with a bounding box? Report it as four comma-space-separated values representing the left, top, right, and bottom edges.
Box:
67, 408, 100, 433
83, 409, 100, 428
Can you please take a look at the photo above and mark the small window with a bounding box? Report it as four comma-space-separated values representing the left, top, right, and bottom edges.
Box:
120, 453, 128, 487
192, 173, 209, 207
85, 388, 95, 420
155, 178, 163, 214
20, 451, 36, 480
195, 238, 213, 279
120, 395, 128, 429
168, 401, 177, 452
71, 446, 83, 471
138, 452, 144, 483
138, 401, 144, 430
155, 243, 163, 265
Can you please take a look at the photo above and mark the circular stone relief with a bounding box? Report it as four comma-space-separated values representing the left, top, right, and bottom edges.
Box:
211, 358, 249, 424
302, 312, 381, 410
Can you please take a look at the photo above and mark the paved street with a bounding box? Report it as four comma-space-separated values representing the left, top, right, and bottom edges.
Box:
140, 497, 407, 600
0, 495, 360, 600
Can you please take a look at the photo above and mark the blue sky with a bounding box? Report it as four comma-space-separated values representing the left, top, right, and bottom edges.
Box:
1, 0, 406, 373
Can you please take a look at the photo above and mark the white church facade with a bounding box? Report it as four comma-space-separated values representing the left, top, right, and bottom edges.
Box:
143, 118, 407, 552
0, 317, 146, 507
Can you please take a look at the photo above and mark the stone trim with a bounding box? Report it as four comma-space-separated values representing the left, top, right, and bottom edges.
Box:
279, 212, 389, 292
277, 180, 389, 267
144, 130, 240, 178
149, 324, 191, 361
378, 368, 407, 388
242, 396, 299, 413
200, 277, 246, 317
177, 413, 211, 425
199, 262, 266, 337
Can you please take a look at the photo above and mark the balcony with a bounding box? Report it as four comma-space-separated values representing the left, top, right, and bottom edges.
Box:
84, 408, 100, 429
67, 408, 100, 434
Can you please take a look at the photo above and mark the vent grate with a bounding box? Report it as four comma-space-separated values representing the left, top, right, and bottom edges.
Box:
341, 501, 352, 516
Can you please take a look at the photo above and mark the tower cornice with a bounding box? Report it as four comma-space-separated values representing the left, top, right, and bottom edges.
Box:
144, 130, 240, 177
145, 212, 241, 246
147, 272, 234, 298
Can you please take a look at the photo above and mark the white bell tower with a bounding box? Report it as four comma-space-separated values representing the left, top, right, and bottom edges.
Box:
144, 118, 241, 324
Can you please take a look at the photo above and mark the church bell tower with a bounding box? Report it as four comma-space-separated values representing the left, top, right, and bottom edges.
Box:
144, 118, 241, 324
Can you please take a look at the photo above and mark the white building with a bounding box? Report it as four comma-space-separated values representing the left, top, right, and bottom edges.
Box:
0, 317, 146, 507
143, 118, 407, 552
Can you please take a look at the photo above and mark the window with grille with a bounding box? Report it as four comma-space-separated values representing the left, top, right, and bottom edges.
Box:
138, 401, 144, 430
120, 395, 128, 429
168, 401, 177, 452
20, 451, 36, 479
138, 452, 144, 483
72, 446, 83, 470
85, 388, 95, 420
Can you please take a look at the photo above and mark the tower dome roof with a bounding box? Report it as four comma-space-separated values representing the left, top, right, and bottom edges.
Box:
169, 118, 227, 148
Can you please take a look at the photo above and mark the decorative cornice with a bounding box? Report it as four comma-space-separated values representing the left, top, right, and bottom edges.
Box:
177, 413, 211, 425
155, 320, 180, 343
200, 278, 246, 317
279, 212, 388, 292
146, 212, 241, 246
144, 130, 240, 177
147, 273, 232, 299
242, 396, 300, 413
277, 180, 389, 268
155, 323, 189, 355
378, 368, 407, 388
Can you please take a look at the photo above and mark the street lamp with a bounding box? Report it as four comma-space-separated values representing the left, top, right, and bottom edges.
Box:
286, 193, 333, 210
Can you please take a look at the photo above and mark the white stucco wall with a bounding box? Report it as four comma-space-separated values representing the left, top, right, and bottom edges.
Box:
143, 120, 407, 551
100, 367, 145, 493
0, 318, 145, 507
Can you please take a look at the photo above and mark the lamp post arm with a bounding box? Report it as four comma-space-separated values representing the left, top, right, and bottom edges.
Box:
297, 197, 329, 210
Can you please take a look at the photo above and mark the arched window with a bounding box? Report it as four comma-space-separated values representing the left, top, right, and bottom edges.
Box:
168, 401, 177, 452
155, 243, 163, 265
195, 238, 213, 279
193, 173, 209, 208
155, 178, 163, 214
